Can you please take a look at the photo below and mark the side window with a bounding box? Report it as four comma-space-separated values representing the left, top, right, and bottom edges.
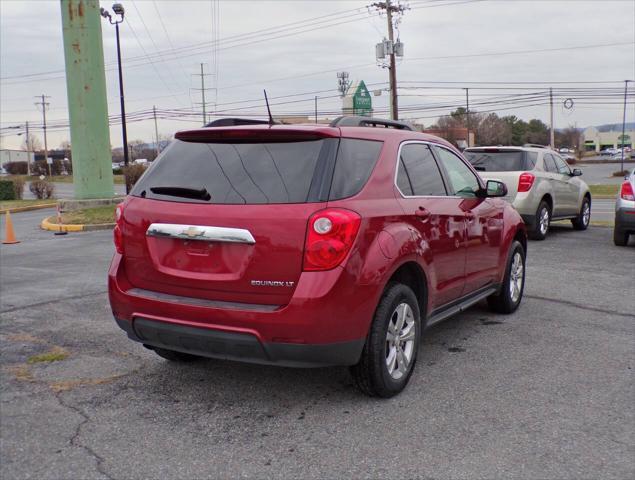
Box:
330, 139, 383, 200
525, 151, 538, 169
552, 154, 571, 175
543, 154, 559, 173
396, 143, 447, 196
433, 146, 481, 198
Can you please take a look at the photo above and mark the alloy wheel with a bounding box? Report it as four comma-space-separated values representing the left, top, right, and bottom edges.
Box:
509, 252, 524, 303
385, 303, 416, 380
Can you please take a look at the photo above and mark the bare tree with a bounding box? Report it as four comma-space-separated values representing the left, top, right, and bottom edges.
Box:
21, 134, 42, 152
475, 113, 512, 146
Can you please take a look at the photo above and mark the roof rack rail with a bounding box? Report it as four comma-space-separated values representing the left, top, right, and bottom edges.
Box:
523, 143, 549, 149
204, 118, 273, 128
330, 116, 414, 131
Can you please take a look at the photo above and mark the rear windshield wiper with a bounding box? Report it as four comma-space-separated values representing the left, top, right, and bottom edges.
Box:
149, 186, 211, 201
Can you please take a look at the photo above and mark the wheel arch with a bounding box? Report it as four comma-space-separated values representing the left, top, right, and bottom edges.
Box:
385, 261, 428, 324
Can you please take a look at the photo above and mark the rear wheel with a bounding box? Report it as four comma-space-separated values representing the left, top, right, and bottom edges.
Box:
529, 201, 550, 240
350, 282, 421, 398
571, 197, 591, 230
149, 346, 201, 362
487, 240, 525, 314
613, 228, 629, 246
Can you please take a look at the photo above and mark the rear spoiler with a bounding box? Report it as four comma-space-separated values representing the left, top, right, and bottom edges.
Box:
175, 126, 340, 143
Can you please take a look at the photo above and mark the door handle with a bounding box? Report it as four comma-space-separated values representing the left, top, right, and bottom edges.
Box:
415, 206, 430, 221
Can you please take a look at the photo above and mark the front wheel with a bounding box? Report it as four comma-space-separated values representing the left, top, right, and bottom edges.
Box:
487, 240, 526, 314
571, 197, 591, 230
350, 282, 421, 398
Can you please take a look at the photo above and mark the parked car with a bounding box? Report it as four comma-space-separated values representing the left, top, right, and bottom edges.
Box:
108, 116, 527, 397
601, 148, 618, 156
558, 147, 573, 154
463, 146, 591, 240
614, 168, 635, 246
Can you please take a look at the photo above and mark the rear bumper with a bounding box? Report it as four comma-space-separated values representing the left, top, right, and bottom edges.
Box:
115, 317, 364, 367
108, 254, 377, 367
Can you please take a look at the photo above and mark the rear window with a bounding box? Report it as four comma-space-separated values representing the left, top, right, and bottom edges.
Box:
132, 138, 381, 204
464, 150, 536, 172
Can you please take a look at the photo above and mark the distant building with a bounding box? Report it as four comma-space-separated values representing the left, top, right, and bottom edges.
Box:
0, 149, 34, 167
583, 125, 634, 152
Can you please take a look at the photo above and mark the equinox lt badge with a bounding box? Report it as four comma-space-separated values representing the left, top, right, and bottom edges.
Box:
251, 280, 295, 287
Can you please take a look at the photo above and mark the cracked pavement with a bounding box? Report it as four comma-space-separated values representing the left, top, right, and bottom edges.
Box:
1, 212, 634, 479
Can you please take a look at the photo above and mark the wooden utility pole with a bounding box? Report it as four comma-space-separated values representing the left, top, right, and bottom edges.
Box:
200, 63, 207, 124
386, 1, 398, 120
620, 80, 630, 173
153, 105, 160, 158
465, 88, 470, 147
549, 87, 555, 148
372, 1, 404, 120
35, 94, 51, 176
25, 121, 31, 176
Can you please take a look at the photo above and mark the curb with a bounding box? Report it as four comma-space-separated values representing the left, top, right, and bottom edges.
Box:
40, 216, 115, 232
1, 203, 57, 214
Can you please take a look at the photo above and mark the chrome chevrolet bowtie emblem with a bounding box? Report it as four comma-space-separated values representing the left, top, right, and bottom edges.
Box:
182, 226, 205, 238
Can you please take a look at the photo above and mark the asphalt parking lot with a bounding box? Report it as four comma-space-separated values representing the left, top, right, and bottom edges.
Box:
1, 211, 634, 479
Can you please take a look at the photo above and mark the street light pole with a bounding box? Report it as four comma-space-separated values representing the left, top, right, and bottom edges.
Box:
101, 3, 130, 193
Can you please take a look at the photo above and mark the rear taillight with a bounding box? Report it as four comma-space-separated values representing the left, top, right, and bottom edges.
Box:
620, 181, 635, 201
518, 172, 535, 193
303, 208, 361, 271
113, 203, 124, 254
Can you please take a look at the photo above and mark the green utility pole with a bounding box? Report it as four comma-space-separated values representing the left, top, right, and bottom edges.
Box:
60, 0, 114, 199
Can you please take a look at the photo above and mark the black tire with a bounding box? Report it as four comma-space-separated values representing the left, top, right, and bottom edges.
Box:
149, 346, 201, 362
350, 282, 421, 398
613, 228, 629, 246
487, 240, 526, 314
528, 201, 551, 240
571, 197, 591, 230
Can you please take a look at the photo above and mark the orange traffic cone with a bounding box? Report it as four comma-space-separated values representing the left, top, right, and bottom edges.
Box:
2, 211, 19, 244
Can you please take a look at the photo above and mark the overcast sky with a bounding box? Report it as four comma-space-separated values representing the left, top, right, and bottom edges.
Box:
1, 0, 634, 150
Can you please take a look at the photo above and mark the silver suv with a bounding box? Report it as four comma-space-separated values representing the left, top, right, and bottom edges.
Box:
464, 146, 591, 240
614, 168, 635, 246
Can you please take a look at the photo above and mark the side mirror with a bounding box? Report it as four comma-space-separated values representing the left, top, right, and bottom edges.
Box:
571, 168, 582, 176
485, 180, 507, 197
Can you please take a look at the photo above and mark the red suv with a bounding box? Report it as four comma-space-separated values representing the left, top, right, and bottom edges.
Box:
109, 117, 527, 397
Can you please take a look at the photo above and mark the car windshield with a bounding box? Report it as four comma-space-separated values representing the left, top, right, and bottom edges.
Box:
464, 150, 534, 172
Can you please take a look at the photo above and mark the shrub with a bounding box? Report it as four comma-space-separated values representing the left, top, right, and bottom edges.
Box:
5, 161, 28, 175
123, 164, 146, 191
29, 179, 55, 199
565, 157, 577, 165
0, 178, 25, 200
612, 170, 629, 177
11, 177, 25, 199
0, 180, 16, 201
31, 159, 72, 176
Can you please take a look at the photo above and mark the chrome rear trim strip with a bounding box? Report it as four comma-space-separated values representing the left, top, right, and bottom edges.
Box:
128, 288, 279, 311
146, 223, 256, 244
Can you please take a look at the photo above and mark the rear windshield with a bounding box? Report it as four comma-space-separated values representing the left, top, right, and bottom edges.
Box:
464, 150, 536, 172
131, 138, 381, 204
